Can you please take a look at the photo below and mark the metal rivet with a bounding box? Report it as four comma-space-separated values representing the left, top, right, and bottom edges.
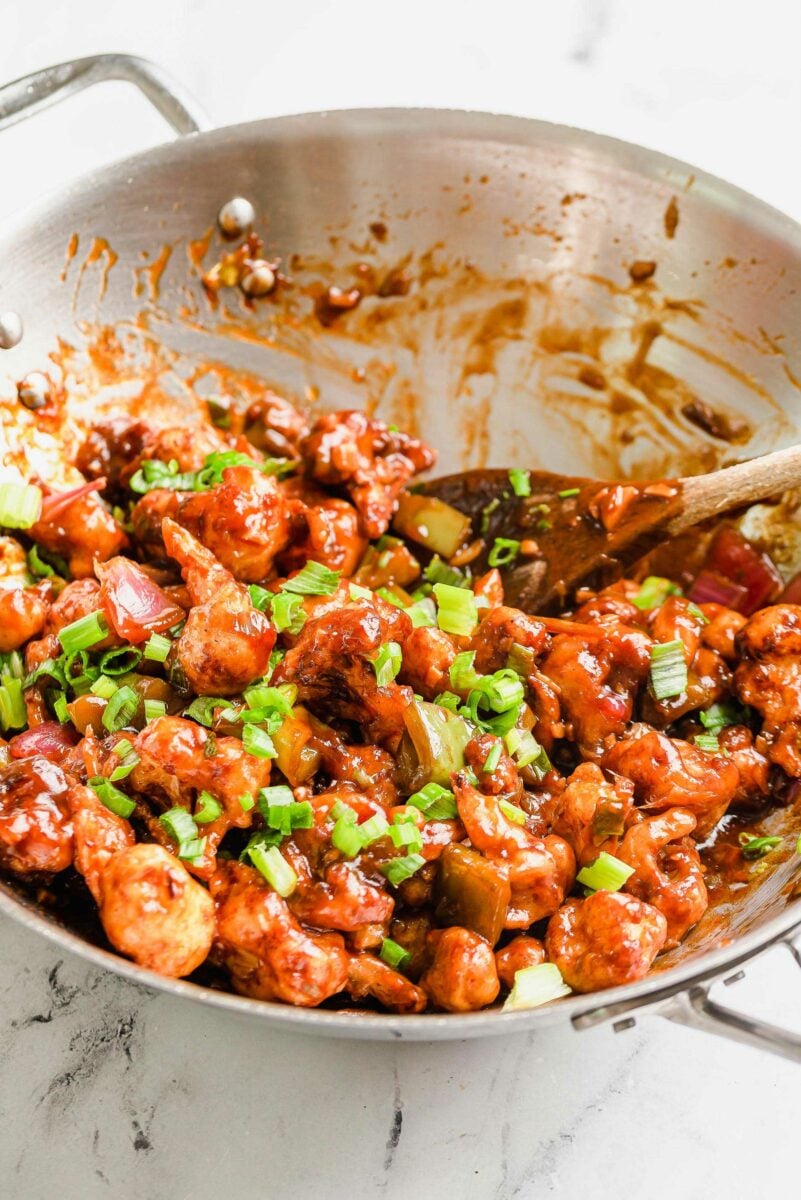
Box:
723, 970, 745, 987
0, 311, 23, 349
17, 372, 50, 410
241, 260, 276, 297
217, 197, 256, 239
613, 1017, 636, 1033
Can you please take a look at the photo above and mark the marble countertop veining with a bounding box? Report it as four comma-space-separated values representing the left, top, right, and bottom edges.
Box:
1, 2, 801, 1196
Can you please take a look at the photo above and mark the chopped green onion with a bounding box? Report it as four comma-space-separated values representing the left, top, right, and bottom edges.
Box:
739, 834, 783, 860
332, 810, 363, 858
159, 807, 206, 860
693, 733, 720, 752
52, 692, 70, 724
129, 458, 197, 494
196, 787, 225, 825
488, 538, 521, 568
632, 576, 682, 610
389, 820, 424, 854
270, 592, 306, 634
248, 843, 298, 896
26, 544, 56, 578
423, 555, 470, 589
281, 561, 340, 596
349, 583, 373, 601
113, 738, 134, 759
238, 792, 256, 813
183, 696, 227, 726
358, 813, 390, 845
258, 785, 295, 813
380, 938, 411, 971
371, 641, 402, 687
0, 679, 26, 730
248, 583, 272, 612
483, 741, 502, 773
508, 469, 531, 498
648, 639, 687, 701
144, 698, 167, 723
101, 685, 138, 733
502, 963, 571, 1012
143, 633, 171, 663
576, 851, 635, 892
57, 610, 109, 654
499, 798, 526, 825
434, 690, 461, 713
407, 782, 458, 821
481, 669, 524, 714
449, 651, 482, 692
700, 701, 745, 734
98, 646, 142, 675
380, 853, 426, 887
506, 643, 535, 678
557, 487, 580, 499
89, 776, 136, 819
408, 598, 436, 628
686, 601, 709, 624
90, 675, 119, 700
480, 497, 501, 534
0, 482, 42, 529
434, 582, 477, 637
108, 739, 140, 782
242, 723, 277, 759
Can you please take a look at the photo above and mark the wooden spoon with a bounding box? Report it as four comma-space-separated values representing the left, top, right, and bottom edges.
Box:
414, 443, 801, 612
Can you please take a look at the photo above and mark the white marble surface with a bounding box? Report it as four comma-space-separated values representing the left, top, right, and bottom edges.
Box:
1, 2, 801, 1196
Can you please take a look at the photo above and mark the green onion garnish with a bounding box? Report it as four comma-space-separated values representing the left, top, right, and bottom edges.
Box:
648, 639, 687, 701
159, 807, 206, 861
331, 809, 363, 858
144, 698, 167, 723
371, 641, 402, 687
686, 601, 709, 624
143, 633, 171, 663
242, 723, 277, 759
576, 851, 635, 892
108, 739, 140, 781
281, 561, 340, 596
488, 538, 521, 568
247, 843, 298, 896
434, 582, 478, 637
632, 576, 682, 610
508, 469, 531, 497
739, 834, 783, 860
423, 556, 470, 589
27, 544, 56, 577
389, 819, 424, 854
349, 583, 373, 601
57, 610, 109, 654
483, 741, 502, 773
270, 592, 307, 634
407, 782, 458, 821
359, 813, 390, 845
248, 583, 272, 612
89, 776, 136, 819
693, 733, 720, 752
502, 963, 571, 1012
98, 646, 143, 675
52, 692, 70, 724
700, 701, 745, 734
449, 651, 482, 692
195, 791, 223, 824
0, 677, 26, 730
101, 685, 138, 733
90, 675, 118, 700
480, 669, 524, 714
498, 798, 526, 825
557, 487, 580, 499
183, 696, 227, 726
0, 481, 42, 529
258, 785, 295, 811
380, 938, 411, 971
380, 853, 426, 887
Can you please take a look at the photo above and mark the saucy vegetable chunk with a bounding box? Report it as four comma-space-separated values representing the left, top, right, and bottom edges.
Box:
1, 386, 797, 1016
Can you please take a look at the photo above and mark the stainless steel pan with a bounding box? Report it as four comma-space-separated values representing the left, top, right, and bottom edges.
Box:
2, 54, 801, 1054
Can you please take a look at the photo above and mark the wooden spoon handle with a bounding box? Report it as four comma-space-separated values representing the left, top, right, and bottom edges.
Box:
669, 443, 801, 535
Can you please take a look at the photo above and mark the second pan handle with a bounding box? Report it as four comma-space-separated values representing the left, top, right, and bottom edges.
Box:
0, 54, 209, 138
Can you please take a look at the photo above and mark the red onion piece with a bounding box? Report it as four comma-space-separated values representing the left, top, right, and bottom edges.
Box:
39, 477, 107, 524
9, 722, 78, 763
694, 527, 782, 616
688, 570, 748, 610
96, 556, 184, 643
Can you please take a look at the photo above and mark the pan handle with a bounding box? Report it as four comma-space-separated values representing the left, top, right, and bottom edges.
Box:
575, 934, 801, 1063
0, 54, 209, 137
